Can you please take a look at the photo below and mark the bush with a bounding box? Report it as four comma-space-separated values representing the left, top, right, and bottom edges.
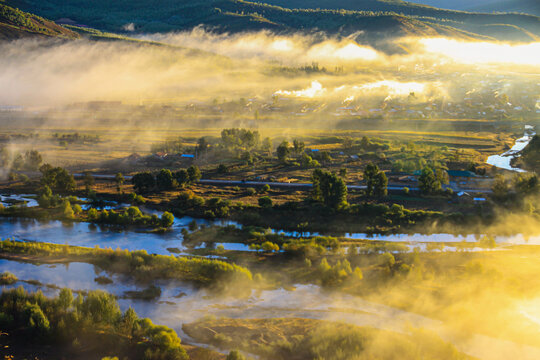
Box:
258, 196, 273, 208
0, 272, 17, 285
161, 212, 175, 228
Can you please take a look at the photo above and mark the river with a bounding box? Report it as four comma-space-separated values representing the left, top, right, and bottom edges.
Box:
1, 258, 540, 360
486, 125, 535, 172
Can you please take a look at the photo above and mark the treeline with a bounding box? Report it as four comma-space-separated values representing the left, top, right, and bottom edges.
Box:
0, 287, 188, 360
0, 240, 253, 286
132, 166, 201, 193
87, 206, 175, 228
0, 148, 42, 172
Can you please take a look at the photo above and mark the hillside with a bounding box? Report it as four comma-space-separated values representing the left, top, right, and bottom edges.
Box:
0, 3, 78, 40
4, 0, 539, 42
409, 0, 539, 16
261, 0, 540, 40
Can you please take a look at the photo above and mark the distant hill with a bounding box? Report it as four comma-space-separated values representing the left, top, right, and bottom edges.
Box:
4, 0, 539, 42
408, 0, 539, 16
261, 0, 540, 40
0, 4, 78, 40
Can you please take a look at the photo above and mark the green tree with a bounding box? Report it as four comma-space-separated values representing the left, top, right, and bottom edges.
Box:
492, 174, 509, 200
73, 204, 82, 214
364, 163, 387, 197
513, 173, 539, 196
88, 208, 99, 221
292, 139, 305, 156
175, 169, 190, 187
12, 153, 24, 170
261, 241, 279, 252
418, 167, 441, 195
115, 172, 125, 193
311, 169, 348, 209
161, 211, 174, 228
187, 165, 201, 182
156, 169, 175, 191
277, 141, 290, 163
63, 200, 74, 218
262, 137, 272, 156
58, 288, 73, 311
258, 196, 272, 208
78, 290, 121, 324
127, 206, 142, 219
23, 303, 49, 336
40, 164, 76, 192
83, 171, 95, 192
226, 350, 246, 360
120, 307, 138, 338
24, 150, 42, 170
132, 172, 155, 193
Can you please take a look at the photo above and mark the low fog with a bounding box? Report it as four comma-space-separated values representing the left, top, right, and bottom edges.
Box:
0, 29, 537, 109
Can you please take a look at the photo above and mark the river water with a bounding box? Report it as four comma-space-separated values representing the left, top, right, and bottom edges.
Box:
486, 125, 535, 172
1, 258, 539, 360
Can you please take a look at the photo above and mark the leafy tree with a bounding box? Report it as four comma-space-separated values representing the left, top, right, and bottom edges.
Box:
115, 172, 125, 193
261, 241, 279, 252
217, 164, 228, 173
58, 288, 73, 311
24, 150, 42, 170
88, 208, 99, 221
319, 151, 332, 164
73, 203, 82, 215
338, 168, 347, 178
174, 169, 190, 187
39, 164, 76, 192
262, 137, 272, 156
197, 137, 209, 155
513, 173, 539, 196
292, 139, 305, 155
187, 165, 201, 182
364, 163, 387, 197
156, 169, 175, 191
37, 185, 54, 208
277, 141, 290, 163
311, 169, 348, 209
226, 350, 246, 360
120, 307, 138, 338
342, 137, 354, 150
258, 196, 272, 208
78, 290, 121, 324
491, 174, 509, 200
161, 211, 175, 228
12, 153, 24, 170
23, 302, 49, 336
62, 200, 74, 218
82, 171, 95, 192
132, 172, 155, 193
418, 167, 441, 195
359, 136, 370, 149
127, 206, 142, 219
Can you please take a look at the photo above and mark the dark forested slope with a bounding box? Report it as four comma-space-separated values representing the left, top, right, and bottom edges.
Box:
4, 0, 539, 41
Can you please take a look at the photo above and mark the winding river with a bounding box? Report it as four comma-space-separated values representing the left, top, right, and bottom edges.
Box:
2, 258, 540, 360
2, 127, 540, 360
486, 125, 535, 172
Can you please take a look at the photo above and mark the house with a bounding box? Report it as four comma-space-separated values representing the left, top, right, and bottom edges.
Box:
447, 170, 477, 182
153, 152, 168, 160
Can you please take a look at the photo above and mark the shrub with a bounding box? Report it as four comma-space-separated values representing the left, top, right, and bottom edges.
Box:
258, 196, 273, 208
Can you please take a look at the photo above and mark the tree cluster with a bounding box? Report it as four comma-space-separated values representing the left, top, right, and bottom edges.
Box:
0, 287, 188, 360
132, 166, 201, 193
